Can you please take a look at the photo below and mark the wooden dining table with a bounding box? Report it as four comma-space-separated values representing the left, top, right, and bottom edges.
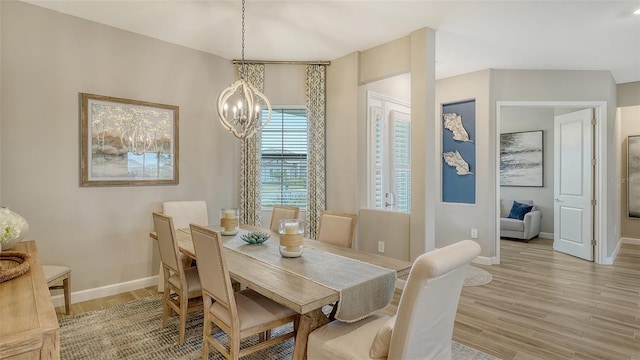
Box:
150, 224, 412, 359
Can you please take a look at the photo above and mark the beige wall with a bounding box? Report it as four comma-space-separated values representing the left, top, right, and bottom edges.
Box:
620, 105, 640, 238
0, 1, 243, 292
618, 81, 640, 239
326, 52, 360, 213
0, 0, 3, 205
617, 81, 640, 108
435, 70, 494, 256
264, 64, 306, 106
612, 81, 640, 239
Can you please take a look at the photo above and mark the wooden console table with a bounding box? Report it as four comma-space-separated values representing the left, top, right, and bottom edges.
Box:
0, 241, 60, 359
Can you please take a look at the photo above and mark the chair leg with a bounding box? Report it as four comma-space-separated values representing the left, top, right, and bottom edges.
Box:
328, 301, 339, 321
162, 287, 171, 328
201, 313, 211, 360
63, 274, 71, 315
178, 292, 187, 346
230, 334, 241, 360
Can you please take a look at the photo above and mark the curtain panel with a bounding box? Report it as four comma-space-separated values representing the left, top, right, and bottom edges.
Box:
239, 64, 264, 227
305, 64, 327, 239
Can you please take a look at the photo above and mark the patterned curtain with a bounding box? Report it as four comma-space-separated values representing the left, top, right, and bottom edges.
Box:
305, 65, 327, 239
239, 64, 264, 226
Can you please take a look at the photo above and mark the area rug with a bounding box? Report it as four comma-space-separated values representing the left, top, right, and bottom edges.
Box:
464, 265, 493, 287
59, 296, 498, 359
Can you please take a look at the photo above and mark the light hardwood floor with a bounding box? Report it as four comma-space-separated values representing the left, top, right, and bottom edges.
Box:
54, 238, 640, 359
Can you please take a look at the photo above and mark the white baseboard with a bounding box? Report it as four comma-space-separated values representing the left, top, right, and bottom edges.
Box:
539, 232, 554, 239
50, 275, 159, 308
473, 256, 498, 265
621, 237, 640, 245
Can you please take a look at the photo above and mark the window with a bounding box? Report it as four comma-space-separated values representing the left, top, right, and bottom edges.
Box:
261, 108, 308, 208
368, 92, 411, 213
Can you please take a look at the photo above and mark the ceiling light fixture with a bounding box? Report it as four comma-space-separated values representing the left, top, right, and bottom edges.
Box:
216, 0, 272, 139
635, 8, 640, 15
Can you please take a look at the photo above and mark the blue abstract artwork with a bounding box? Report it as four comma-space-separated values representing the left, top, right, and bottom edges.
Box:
442, 100, 476, 204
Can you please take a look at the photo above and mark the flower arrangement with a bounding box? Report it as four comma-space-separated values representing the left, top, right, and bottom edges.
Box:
0, 207, 28, 250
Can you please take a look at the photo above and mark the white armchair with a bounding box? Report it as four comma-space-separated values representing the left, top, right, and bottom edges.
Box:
307, 240, 481, 360
500, 199, 541, 242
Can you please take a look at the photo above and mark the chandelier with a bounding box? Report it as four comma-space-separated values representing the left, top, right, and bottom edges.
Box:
217, 0, 272, 140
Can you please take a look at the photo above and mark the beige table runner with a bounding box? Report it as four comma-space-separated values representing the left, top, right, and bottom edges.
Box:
223, 229, 396, 322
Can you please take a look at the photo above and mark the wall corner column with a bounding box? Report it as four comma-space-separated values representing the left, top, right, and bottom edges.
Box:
410, 27, 436, 260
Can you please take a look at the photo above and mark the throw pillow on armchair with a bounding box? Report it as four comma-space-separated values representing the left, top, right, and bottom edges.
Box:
507, 201, 533, 220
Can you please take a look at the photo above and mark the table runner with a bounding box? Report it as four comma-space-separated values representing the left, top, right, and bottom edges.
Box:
223, 230, 396, 322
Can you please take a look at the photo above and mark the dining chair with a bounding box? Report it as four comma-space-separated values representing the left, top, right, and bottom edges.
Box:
43, 265, 71, 314
152, 212, 203, 346
316, 210, 358, 319
317, 210, 358, 248
189, 224, 299, 360
158, 200, 209, 292
307, 240, 481, 360
269, 205, 300, 233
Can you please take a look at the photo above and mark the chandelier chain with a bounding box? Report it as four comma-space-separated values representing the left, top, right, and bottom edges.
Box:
216, 0, 272, 140
240, 0, 246, 80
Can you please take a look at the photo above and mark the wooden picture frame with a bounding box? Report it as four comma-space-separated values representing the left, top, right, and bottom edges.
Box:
628, 135, 640, 218
80, 93, 179, 186
500, 130, 543, 187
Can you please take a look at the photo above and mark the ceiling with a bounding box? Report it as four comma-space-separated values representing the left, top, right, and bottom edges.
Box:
21, 0, 640, 84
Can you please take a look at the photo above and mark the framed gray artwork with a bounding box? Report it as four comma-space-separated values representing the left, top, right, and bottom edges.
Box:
500, 130, 543, 187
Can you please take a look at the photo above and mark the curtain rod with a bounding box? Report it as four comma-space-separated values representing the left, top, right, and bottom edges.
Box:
232, 59, 331, 65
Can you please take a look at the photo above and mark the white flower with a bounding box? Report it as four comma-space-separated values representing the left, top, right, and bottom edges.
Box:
0, 208, 26, 244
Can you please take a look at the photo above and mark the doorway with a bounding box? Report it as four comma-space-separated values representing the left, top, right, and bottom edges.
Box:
495, 101, 608, 264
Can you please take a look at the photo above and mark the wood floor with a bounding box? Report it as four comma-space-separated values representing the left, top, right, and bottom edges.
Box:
54, 238, 640, 359
454, 238, 640, 360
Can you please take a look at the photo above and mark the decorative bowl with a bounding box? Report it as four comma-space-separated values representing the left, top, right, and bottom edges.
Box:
240, 232, 270, 245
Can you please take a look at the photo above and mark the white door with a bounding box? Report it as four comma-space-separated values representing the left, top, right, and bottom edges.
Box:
553, 108, 594, 261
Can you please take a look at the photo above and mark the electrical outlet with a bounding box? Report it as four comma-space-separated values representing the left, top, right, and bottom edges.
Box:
471, 228, 478, 239
378, 241, 385, 253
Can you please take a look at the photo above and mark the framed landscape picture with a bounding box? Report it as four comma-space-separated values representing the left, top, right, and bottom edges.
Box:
80, 93, 179, 186
628, 135, 640, 218
500, 130, 543, 187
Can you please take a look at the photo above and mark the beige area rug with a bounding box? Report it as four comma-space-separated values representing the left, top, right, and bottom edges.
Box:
464, 265, 493, 286
58, 296, 498, 359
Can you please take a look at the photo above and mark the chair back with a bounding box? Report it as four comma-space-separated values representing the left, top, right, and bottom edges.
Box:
189, 224, 236, 322
152, 212, 184, 276
163, 200, 209, 229
270, 205, 300, 233
317, 210, 357, 248
388, 240, 481, 360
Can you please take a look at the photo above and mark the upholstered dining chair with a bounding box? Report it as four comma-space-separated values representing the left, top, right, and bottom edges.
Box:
152, 212, 203, 346
269, 205, 300, 233
158, 200, 209, 292
317, 210, 358, 248
189, 224, 299, 360
307, 240, 481, 360
43, 265, 71, 314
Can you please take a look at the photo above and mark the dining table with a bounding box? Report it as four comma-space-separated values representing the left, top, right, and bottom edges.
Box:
150, 224, 412, 359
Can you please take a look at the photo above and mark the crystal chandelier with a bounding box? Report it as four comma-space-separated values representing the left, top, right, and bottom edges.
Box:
217, 0, 272, 140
